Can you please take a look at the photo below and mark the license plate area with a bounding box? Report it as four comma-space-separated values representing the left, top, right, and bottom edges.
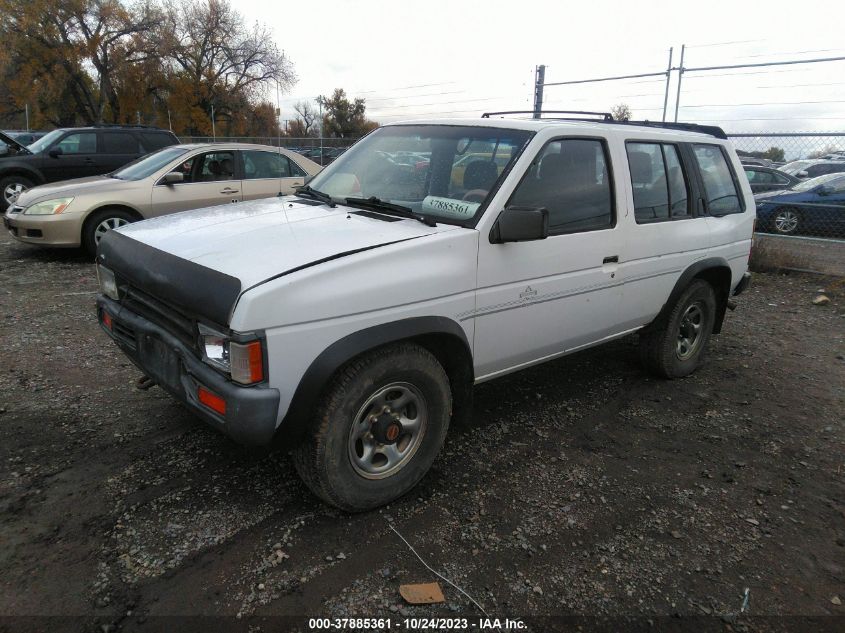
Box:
139, 334, 182, 392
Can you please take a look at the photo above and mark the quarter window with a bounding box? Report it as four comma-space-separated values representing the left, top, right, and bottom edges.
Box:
102, 132, 139, 154
627, 142, 690, 222
693, 144, 743, 215
509, 138, 613, 234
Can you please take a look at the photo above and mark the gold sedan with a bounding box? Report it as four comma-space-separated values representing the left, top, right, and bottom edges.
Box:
3, 143, 321, 254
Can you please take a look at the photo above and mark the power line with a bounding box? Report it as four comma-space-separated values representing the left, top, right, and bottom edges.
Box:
680, 99, 845, 109
685, 38, 767, 49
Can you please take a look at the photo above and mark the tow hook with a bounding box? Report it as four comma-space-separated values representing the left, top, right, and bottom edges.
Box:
136, 375, 156, 390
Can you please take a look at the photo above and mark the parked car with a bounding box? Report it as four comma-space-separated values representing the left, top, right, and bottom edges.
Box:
754, 172, 845, 236
0, 125, 179, 212
742, 165, 800, 194
3, 130, 47, 146
94, 117, 753, 511
739, 157, 772, 167
4, 144, 320, 254
780, 159, 845, 180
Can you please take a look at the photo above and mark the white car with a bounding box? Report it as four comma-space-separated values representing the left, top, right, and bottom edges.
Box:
95, 114, 754, 511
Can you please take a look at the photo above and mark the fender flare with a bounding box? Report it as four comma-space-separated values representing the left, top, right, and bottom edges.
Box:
0, 163, 45, 186
651, 257, 733, 334
279, 316, 472, 445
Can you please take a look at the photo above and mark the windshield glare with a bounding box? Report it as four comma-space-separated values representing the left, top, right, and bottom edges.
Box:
28, 129, 65, 153
112, 147, 188, 180
307, 125, 533, 224
793, 172, 845, 192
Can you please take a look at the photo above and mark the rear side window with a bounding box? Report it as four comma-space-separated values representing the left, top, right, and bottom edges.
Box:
140, 132, 176, 151
509, 138, 613, 234
626, 142, 690, 222
102, 132, 140, 154
242, 150, 306, 179
693, 144, 743, 215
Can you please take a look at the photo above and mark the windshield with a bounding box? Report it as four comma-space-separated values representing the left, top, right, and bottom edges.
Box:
307, 125, 534, 225
112, 146, 188, 180
28, 129, 65, 153
792, 172, 845, 192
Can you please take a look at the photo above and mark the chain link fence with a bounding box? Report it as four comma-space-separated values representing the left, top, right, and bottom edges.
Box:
727, 133, 845, 276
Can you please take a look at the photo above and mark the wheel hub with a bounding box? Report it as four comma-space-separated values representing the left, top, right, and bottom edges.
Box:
370, 408, 403, 444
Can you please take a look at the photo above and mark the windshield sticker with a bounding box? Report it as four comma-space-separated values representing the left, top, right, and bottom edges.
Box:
422, 196, 480, 219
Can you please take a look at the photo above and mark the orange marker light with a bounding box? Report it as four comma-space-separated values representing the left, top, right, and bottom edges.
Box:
102, 311, 113, 330
230, 340, 264, 384
197, 386, 226, 416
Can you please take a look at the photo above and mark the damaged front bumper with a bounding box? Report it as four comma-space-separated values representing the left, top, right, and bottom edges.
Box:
97, 295, 280, 446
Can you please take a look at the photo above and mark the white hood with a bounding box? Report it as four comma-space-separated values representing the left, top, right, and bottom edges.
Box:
116, 196, 459, 289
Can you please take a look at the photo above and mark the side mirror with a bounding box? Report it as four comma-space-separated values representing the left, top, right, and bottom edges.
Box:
797, 170, 808, 178
490, 206, 549, 244
162, 171, 184, 185
48, 147, 63, 158
816, 185, 831, 196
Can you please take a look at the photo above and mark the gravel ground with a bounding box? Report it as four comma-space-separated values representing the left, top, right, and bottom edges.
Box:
0, 232, 843, 632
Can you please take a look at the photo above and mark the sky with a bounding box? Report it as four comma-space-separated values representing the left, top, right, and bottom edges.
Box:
233, 0, 845, 139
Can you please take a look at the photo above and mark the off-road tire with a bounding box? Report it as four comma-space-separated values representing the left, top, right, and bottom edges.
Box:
293, 343, 451, 512
639, 279, 717, 379
82, 207, 137, 256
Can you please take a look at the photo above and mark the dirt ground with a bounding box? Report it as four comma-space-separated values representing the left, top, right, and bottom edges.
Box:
1, 232, 843, 633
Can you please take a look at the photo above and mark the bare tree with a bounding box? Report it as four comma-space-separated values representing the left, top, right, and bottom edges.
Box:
293, 101, 318, 136
611, 103, 632, 122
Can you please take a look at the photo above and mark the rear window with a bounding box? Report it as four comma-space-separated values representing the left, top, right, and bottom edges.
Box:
139, 132, 176, 151
693, 144, 743, 215
626, 142, 690, 222
102, 132, 140, 154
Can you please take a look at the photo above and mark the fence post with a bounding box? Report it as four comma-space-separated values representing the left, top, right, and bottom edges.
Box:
674, 44, 685, 123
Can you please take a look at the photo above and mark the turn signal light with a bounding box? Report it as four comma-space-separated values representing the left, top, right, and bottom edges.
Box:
230, 340, 264, 384
101, 311, 113, 330
197, 386, 226, 415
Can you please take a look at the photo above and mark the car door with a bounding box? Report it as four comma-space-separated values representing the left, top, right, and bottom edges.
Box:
98, 130, 143, 173
817, 175, 845, 233
240, 149, 306, 200
40, 131, 100, 181
473, 137, 623, 380
149, 149, 242, 217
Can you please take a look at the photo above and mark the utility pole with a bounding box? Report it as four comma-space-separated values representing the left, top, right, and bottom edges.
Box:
661, 48, 673, 122
25, 104, 30, 131
211, 104, 216, 141
673, 44, 686, 123
167, 109, 172, 132
533, 65, 546, 118
317, 97, 323, 156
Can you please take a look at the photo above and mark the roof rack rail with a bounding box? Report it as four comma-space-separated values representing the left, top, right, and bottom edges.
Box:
482, 110, 614, 121
617, 120, 728, 140
479, 110, 728, 140
89, 123, 160, 129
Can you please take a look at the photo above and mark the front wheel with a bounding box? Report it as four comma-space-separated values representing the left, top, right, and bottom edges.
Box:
639, 280, 716, 379
771, 207, 800, 235
1, 175, 34, 211
293, 343, 452, 512
82, 208, 136, 256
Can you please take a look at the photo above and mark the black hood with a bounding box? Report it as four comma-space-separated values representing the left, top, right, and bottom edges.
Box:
0, 131, 32, 155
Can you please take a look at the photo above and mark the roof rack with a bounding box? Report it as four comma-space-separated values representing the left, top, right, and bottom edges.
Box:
482, 110, 613, 121
88, 123, 161, 129
479, 110, 728, 140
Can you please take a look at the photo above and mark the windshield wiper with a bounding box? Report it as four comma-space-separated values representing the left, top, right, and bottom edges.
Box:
294, 184, 336, 207
344, 196, 436, 227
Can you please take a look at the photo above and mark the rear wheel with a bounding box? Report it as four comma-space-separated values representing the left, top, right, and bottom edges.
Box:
771, 207, 800, 235
82, 208, 136, 256
639, 280, 716, 379
293, 343, 451, 512
1, 175, 34, 211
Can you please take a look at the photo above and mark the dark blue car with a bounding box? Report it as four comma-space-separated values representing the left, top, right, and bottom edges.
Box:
754, 173, 845, 237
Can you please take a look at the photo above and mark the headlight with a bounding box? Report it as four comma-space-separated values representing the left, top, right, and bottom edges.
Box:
96, 265, 119, 300
199, 324, 265, 385
23, 197, 74, 215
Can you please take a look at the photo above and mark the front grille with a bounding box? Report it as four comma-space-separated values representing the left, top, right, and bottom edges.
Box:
112, 320, 137, 349
120, 285, 198, 350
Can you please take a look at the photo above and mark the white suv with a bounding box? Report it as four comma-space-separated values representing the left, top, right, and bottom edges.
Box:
95, 114, 754, 511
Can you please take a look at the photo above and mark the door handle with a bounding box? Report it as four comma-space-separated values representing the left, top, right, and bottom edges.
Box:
603, 255, 619, 264
220, 188, 239, 194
